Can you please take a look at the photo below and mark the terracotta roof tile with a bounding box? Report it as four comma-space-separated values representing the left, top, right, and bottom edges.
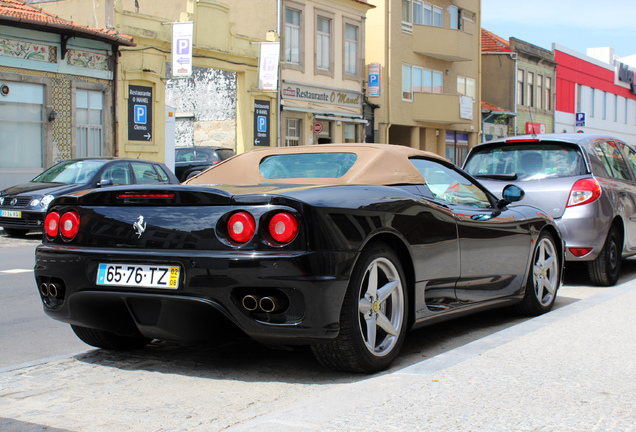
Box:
0, 0, 134, 46
481, 100, 507, 112
481, 28, 510, 53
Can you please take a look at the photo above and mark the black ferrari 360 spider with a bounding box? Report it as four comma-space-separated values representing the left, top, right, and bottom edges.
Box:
35, 144, 563, 372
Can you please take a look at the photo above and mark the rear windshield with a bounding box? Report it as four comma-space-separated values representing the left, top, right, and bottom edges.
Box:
464, 143, 586, 181
259, 153, 358, 179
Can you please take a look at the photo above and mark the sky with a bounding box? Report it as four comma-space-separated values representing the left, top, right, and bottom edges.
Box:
481, 0, 636, 60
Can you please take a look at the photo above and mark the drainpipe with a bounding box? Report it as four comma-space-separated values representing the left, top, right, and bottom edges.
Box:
113, 45, 119, 156
277, 0, 282, 147
385, 0, 391, 144
512, 52, 518, 136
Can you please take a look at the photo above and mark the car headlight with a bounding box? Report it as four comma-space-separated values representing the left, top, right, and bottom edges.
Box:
39, 195, 55, 209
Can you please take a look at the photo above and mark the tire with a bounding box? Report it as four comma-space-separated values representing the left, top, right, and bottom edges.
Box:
588, 226, 622, 287
516, 232, 560, 316
71, 325, 152, 350
3, 228, 29, 237
311, 242, 408, 373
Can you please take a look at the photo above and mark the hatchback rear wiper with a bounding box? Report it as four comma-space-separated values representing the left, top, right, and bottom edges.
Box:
474, 173, 518, 180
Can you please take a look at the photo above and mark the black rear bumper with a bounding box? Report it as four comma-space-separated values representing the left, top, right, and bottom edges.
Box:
35, 245, 357, 346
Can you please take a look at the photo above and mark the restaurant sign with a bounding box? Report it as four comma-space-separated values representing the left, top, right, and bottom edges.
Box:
282, 83, 362, 108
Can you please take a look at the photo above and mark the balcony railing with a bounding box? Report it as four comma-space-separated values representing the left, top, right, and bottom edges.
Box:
411, 92, 473, 124
412, 25, 473, 62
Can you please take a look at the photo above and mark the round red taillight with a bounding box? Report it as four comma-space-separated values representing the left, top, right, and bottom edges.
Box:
227, 211, 255, 244
269, 212, 298, 244
44, 212, 60, 238
59, 211, 80, 240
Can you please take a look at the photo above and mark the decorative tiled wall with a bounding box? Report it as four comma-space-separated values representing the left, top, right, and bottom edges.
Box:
0, 65, 112, 163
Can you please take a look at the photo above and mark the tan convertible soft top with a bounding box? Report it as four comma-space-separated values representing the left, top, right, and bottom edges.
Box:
184, 143, 446, 186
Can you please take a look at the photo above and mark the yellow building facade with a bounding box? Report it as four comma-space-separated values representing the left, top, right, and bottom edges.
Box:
365, 0, 480, 164
41, 0, 272, 163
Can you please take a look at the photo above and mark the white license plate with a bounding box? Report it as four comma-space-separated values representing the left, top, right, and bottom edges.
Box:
0, 210, 21, 218
96, 264, 180, 289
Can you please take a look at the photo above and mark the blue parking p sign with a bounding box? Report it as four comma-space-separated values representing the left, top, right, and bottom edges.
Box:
257, 116, 267, 132
134, 105, 147, 124
576, 112, 586, 127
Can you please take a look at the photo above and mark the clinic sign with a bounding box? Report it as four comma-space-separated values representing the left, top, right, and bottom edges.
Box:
128, 85, 153, 141
282, 83, 361, 108
254, 100, 270, 147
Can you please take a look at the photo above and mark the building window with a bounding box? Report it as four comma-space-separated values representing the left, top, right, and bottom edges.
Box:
423, 69, 432, 92
602, 91, 607, 120
403, 65, 412, 100
433, 71, 443, 93
402, 0, 411, 22
625, 98, 629, 124
316, 16, 331, 71
423, 3, 432, 25
76, 89, 103, 157
285, 7, 301, 65
614, 94, 618, 122
0, 82, 43, 168
546, 77, 552, 111
537, 75, 543, 110
413, 0, 423, 24
344, 123, 358, 143
433, 6, 443, 27
576, 83, 582, 114
527, 72, 534, 107
405, 65, 442, 98
517, 70, 524, 106
457, 76, 475, 99
413, 67, 423, 92
285, 118, 301, 146
344, 23, 358, 76
448, 5, 459, 29
590, 88, 595, 118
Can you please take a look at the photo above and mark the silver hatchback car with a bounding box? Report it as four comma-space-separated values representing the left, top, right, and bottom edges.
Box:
463, 133, 636, 286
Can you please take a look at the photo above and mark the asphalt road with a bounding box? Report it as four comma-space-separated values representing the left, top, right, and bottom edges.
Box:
0, 232, 87, 369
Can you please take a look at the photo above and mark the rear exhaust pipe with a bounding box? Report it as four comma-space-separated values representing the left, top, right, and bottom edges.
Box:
259, 296, 281, 313
48, 283, 58, 298
242, 295, 261, 311
40, 283, 49, 297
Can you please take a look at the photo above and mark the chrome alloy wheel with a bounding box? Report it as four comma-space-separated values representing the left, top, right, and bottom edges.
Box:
357, 257, 405, 357
533, 236, 559, 306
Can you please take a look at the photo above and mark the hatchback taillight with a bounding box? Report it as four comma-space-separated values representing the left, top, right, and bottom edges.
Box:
227, 211, 256, 244
567, 178, 601, 207
44, 212, 60, 238
268, 212, 298, 244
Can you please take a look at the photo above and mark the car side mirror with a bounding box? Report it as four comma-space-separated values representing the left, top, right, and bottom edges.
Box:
497, 184, 525, 209
98, 179, 113, 187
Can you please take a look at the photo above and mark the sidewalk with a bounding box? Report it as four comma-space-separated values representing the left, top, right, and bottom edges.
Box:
229, 281, 636, 432
1, 279, 635, 432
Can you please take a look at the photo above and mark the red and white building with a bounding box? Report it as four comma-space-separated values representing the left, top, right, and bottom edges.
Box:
555, 44, 636, 144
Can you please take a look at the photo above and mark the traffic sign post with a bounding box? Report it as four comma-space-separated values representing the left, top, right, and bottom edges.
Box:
575, 112, 586, 127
